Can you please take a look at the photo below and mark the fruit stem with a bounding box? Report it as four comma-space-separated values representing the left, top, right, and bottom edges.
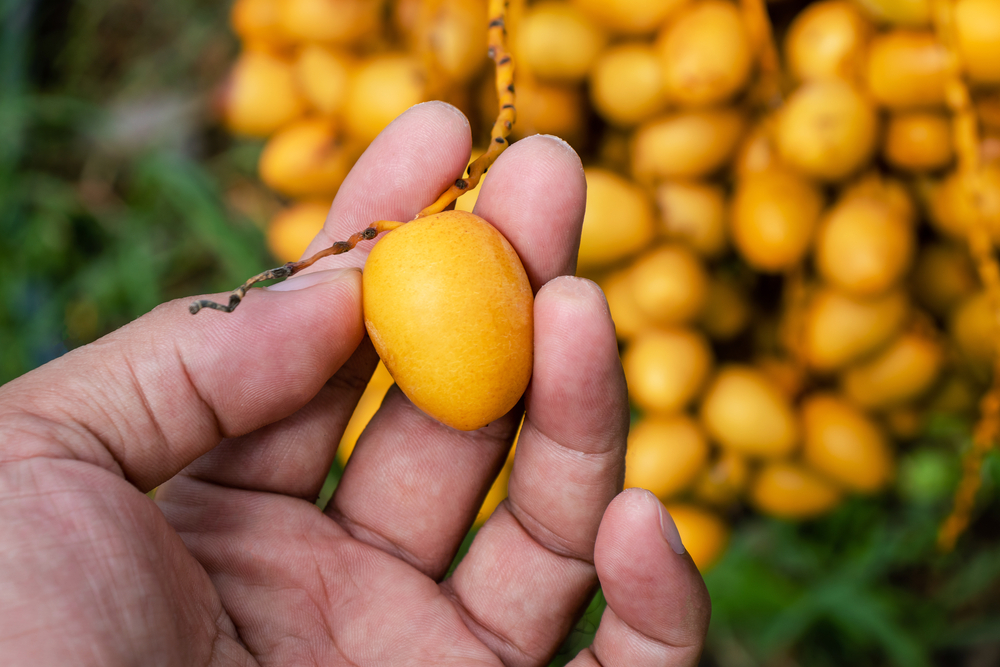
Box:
189, 219, 403, 314
416, 0, 515, 218
933, 0, 1000, 552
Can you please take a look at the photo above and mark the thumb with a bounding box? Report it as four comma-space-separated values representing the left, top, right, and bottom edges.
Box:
569, 488, 711, 667
0, 268, 364, 491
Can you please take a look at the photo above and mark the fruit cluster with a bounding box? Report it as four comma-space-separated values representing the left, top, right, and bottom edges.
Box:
220, 0, 1000, 571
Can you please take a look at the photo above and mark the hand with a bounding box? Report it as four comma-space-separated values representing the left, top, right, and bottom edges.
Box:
0, 102, 710, 667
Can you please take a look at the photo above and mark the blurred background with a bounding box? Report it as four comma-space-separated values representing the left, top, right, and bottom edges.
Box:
4, 0, 1000, 664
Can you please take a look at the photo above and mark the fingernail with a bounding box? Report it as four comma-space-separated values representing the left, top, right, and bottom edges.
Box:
658, 503, 686, 555
266, 268, 358, 292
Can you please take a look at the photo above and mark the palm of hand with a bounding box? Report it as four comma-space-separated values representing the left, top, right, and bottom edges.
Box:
0, 104, 708, 667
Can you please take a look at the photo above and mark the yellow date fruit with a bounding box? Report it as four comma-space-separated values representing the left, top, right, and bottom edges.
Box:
802, 393, 894, 493
625, 415, 709, 500
777, 80, 877, 181
363, 211, 533, 431
866, 30, 949, 109
784, 0, 871, 82
750, 461, 842, 519
700, 365, 799, 459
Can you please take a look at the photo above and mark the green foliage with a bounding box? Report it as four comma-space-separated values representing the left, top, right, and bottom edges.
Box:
0, 0, 272, 384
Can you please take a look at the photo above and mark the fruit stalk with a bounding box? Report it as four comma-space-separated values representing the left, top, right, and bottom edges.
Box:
933, 0, 1000, 551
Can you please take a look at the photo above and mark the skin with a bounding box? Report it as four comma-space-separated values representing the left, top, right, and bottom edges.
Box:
0, 102, 710, 667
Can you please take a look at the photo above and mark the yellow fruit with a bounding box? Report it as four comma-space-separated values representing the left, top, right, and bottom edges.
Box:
344, 54, 425, 144
627, 244, 709, 325
571, 0, 691, 35
926, 167, 1000, 243
362, 211, 533, 431
693, 451, 749, 507
632, 109, 746, 182
516, 2, 606, 81
700, 276, 751, 341
955, 0, 1000, 85
279, 0, 382, 45
700, 365, 799, 459
911, 243, 979, 316
777, 80, 877, 181
598, 270, 651, 340
221, 51, 306, 137
784, 0, 871, 82
815, 194, 915, 297
623, 328, 713, 413
883, 112, 954, 171
590, 44, 668, 127
664, 503, 730, 571
424, 0, 489, 84
231, 0, 288, 48
802, 393, 893, 492
841, 333, 944, 409
508, 78, 585, 142
258, 118, 353, 199
294, 46, 353, 117
950, 291, 998, 367
578, 169, 657, 271
802, 287, 910, 372
656, 0, 753, 108
750, 461, 842, 519
655, 181, 728, 258
625, 415, 710, 499
337, 362, 395, 465
730, 169, 824, 272
866, 30, 948, 109
266, 201, 329, 262
852, 0, 932, 25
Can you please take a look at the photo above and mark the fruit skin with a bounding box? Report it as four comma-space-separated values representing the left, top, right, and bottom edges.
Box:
700, 365, 799, 459
632, 109, 745, 182
784, 0, 871, 83
865, 30, 949, 109
802, 393, 894, 493
750, 461, 842, 519
814, 194, 915, 297
802, 287, 910, 372
625, 415, 709, 500
266, 201, 329, 262
840, 333, 944, 410
571, 0, 691, 35
590, 44, 668, 127
623, 328, 713, 414
954, 0, 1000, 85
577, 168, 656, 271
656, 180, 728, 258
344, 54, 425, 144
656, 0, 753, 108
221, 51, 306, 137
777, 80, 877, 182
730, 168, 824, 272
627, 244, 708, 325
883, 112, 954, 172
516, 1, 606, 82
258, 118, 353, 199
363, 210, 533, 432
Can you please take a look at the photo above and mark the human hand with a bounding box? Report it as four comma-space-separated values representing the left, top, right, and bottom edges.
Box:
0, 102, 710, 666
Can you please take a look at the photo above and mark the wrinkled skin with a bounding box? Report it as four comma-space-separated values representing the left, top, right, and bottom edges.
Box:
0, 102, 710, 667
